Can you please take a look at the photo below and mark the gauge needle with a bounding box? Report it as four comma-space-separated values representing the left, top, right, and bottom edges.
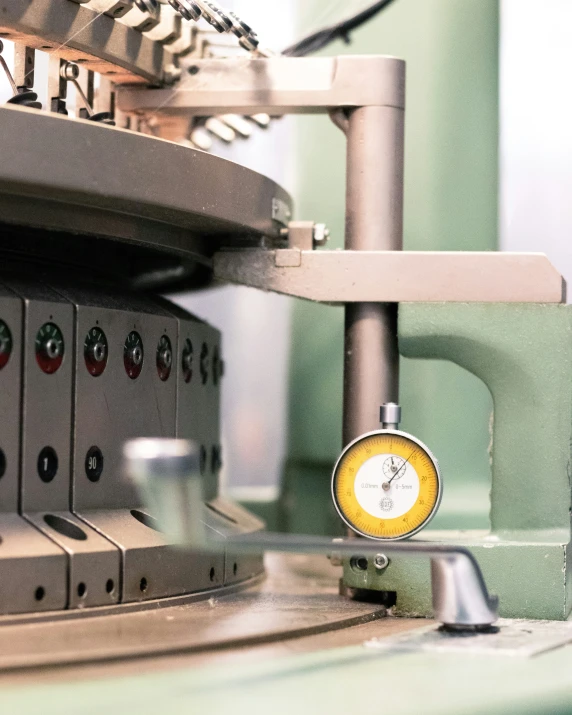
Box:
383, 450, 416, 489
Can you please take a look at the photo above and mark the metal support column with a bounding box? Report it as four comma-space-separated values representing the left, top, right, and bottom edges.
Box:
342, 105, 405, 446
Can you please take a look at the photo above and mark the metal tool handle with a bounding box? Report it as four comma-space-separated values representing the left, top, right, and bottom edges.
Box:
123, 438, 499, 630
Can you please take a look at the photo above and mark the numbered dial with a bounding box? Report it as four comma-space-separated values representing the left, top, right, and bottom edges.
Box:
35, 323, 64, 374
84, 327, 108, 377
332, 430, 442, 540
124, 331, 144, 379
0, 320, 12, 370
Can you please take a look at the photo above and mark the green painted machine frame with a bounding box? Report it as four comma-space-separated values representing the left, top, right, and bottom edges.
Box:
343, 302, 572, 620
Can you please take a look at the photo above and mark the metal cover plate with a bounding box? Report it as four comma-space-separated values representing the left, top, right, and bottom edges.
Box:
0, 105, 292, 290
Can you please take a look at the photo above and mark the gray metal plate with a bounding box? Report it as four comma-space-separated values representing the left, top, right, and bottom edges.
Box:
0, 513, 67, 614
58, 286, 178, 512
7, 281, 74, 514
25, 512, 120, 609
166, 302, 222, 502
206, 498, 265, 585
0, 284, 22, 512
80, 507, 226, 602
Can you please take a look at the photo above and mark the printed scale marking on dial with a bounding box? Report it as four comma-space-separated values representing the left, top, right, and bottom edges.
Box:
332, 404, 442, 540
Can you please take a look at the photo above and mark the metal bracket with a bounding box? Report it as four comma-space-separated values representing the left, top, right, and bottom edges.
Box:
117, 55, 405, 116
214, 250, 566, 304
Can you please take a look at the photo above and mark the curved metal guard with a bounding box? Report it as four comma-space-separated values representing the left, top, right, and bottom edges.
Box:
123, 438, 499, 630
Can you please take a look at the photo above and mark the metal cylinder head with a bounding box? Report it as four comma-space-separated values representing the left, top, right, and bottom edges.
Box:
61, 62, 80, 81
380, 402, 401, 429
124, 438, 200, 484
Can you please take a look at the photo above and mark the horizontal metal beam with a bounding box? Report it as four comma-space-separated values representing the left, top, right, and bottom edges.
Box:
117, 55, 406, 115
214, 250, 566, 303
0, 0, 169, 85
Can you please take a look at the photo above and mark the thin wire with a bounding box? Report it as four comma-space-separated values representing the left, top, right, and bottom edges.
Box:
283, 0, 398, 57
299, 0, 348, 35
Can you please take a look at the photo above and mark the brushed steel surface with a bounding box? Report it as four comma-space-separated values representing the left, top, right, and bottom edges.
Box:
214, 250, 566, 303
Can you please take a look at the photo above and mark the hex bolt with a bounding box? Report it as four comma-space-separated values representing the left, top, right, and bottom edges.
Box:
313, 223, 330, 247
374, 553, 390, 571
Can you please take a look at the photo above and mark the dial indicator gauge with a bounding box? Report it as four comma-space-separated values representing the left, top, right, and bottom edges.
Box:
332, 430, 442, 540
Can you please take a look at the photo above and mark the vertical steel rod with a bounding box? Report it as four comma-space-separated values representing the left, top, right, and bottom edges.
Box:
342, 104, 405, 447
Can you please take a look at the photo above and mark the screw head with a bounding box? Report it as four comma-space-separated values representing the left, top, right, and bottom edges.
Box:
374, 554, 390, 571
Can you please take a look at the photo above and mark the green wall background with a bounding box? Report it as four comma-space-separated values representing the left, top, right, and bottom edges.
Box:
283, 0, 499, 532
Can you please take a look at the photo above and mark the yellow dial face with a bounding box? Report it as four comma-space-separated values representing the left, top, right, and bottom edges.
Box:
332, 430, 441, 540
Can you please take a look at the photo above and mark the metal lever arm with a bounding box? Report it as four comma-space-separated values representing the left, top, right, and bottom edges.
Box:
124, 438, 499, 630
224, 533, 499, 629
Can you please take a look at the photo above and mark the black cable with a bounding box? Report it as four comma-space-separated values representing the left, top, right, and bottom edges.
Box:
282, 0, 398, 57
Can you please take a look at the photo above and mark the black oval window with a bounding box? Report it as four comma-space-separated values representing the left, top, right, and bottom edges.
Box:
44, 514, 88, 541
